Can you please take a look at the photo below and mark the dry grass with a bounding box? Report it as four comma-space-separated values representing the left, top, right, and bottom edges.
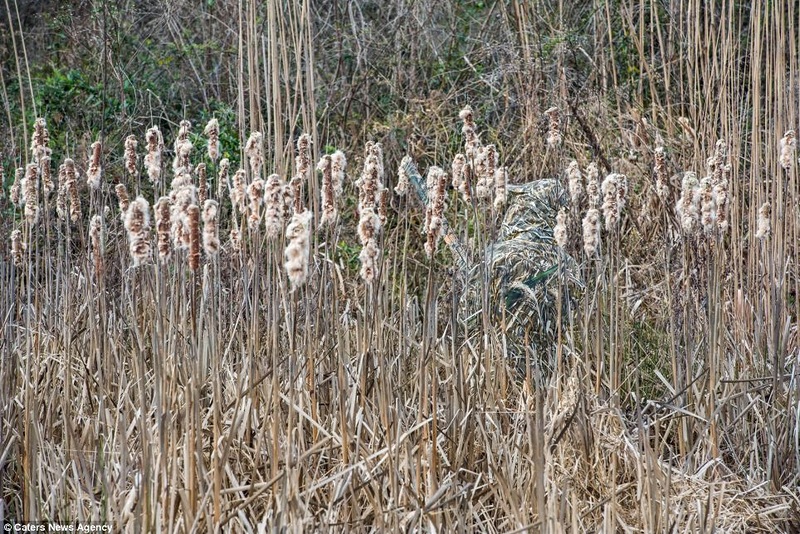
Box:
2, 0, 800, 532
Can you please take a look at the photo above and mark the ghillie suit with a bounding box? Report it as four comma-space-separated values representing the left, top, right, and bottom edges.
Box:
402, 159, 582, 372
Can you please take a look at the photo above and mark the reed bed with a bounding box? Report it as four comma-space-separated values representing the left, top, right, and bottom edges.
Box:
2, 0, 800, 532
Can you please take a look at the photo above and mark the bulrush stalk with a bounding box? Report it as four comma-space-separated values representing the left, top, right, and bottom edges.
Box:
247, 178, 265, 231
89, 215, 104, 277
115, 184, 130, 214
197, 163, 208, 205
10, 229, 24, 267
187, 204, 201, 271
144, 126, 164, 185
124, 135, 138, 176
755, 202, 771, 240
284, 210, 313, 290
86, 141, 102, 190
545, 106, 562, 148
318, 155, 337, 227
124, 197, 152, 266
24, 164, 39, 225
245, 131, 264, 178
204, 118, 220, 162
155, 197, 173, 262
202, 200, 220, 256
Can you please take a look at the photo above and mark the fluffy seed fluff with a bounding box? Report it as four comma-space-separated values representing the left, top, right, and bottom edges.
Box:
318, 155, 337, 227
424, 167, 448, 258
115, 183, 130, 214
451, 153, 466, 192
155, 197, 173, 262
10, 168, 22, 207
230, 169, 248, 215
585, 162, 600, 209
582, 208, 601, 257
245, 131, 264, 178
331, 150, 347, 195
357, 207, 382, 283
31, 118, 51, 164
124, 197, 152, 266
676, 172, 700, 236
217, 158, 230, 198
714, 167, 730, 232
264, 174, 288, 239
40, 156, 53, 197
89, 214, 104, 276
187, 204, 201, 271
65, 159, 82, 223
567, 160, 583, 209
395, 155, 412, 196
779, 130, 796, 171
11, 229, 25, 267
23, 164, 39, 225
601, 173, 626, 231
699, 177, 717, 236
144, 126, 164, 185
86, 141, 102, 190
124, 135, 138, 176
204, 118, 220, 162
247, 178, 265, 231
284, 210, 313, 291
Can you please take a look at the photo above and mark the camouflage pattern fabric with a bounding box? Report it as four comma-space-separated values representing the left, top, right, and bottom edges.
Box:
401, 159, 582, 366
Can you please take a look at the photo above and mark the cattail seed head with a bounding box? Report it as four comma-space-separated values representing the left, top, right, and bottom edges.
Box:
31, 117, 51, 163
780, 130, 796, 171
601, 173, 623, 231
582, 208, 601, 257
196, 163, 208, 205
755, 202, 771, 240
566, 160, 583, 209
155, 197, 173, 262
86, 141, 102, 190
554, 208, 568, 248
89, 214, 104, 276
56, 165, 68, 220
359, 239, 381, 284
144, 126, 164, 185
64, 159, 82, 223
124, 197, 152, 266
245, 131, 264, 178
115, 183, 130, 214
204, 118, 220, 162
264, 174, 288, 239
714, 168, 730, 233
247, 178, 265, 230
124, 135, 138, 176
459, 105, 481, 159
585, 162, 600, 209
23, 163, 39, 225
654, 147, 671, 202
202, 200, 220, 256
11, 229, 25, 267
230, 169, 247, 215
676, 172, 700, 236
40, 156, 54, 197
424, 166, 447, 258
318, 155, 337, 227
699, 177, 717, 236
331, 150, 346, 196
395, 155, 412, 196
173, 139, 193, 175
284, 210, 313, 291
187, 204, 201, 271
451, 153, 466, 192
230, 227, 242, 252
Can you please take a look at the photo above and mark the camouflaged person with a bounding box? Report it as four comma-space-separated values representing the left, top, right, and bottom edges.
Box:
402, 159, 582, 371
